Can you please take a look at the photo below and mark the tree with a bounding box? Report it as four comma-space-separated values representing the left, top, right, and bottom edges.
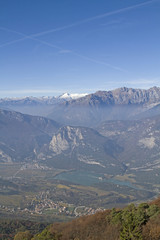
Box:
32, 228, 62, 240
120, 204, 143, 240
14, 231, 32, 240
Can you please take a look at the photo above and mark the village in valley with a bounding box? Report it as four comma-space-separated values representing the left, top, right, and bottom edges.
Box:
0, 190, 103, 218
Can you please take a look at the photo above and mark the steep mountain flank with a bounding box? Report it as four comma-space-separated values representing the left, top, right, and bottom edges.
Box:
97, 115, 160, 168
0, 109, 60, 163
37, 126, 124, 173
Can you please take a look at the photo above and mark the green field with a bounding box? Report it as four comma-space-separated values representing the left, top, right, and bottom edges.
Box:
0, 163, 158, 221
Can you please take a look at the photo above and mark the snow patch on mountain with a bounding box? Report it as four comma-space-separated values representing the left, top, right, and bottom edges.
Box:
59, 93, 88, 99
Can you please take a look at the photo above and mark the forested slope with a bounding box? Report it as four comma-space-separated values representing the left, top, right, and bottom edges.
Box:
13, 197, 160, 240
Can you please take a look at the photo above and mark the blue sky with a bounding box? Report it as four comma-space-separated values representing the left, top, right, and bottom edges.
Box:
0, 0, 160, 97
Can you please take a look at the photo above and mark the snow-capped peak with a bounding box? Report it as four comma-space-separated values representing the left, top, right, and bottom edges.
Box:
59, 93, 71, 99
59, 93, 88, 100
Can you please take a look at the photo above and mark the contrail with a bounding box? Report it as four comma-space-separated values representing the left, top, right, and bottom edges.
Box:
31, 0, 156, 37
0, 27, 62, 50
0, 0, 156, 46
0, 0, 156, 72
0, 27, 126, 72
72, 52, 127, 73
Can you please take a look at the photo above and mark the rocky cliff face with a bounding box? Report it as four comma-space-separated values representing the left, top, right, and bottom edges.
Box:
49, 126, 83, 154
37, 125, 124, 173
109, 86, 160, 104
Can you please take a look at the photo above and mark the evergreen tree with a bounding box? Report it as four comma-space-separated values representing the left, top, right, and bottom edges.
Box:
14, 231, 32, 240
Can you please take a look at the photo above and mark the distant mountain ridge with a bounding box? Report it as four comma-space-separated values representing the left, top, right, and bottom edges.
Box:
0, 93, 88, 117
48, 87, 160, 126
0, 92, 88, 106
1, 87, 160, 107
64, 86, 160, 106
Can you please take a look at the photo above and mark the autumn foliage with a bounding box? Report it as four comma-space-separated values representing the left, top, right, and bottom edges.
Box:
13, 197, 160, 240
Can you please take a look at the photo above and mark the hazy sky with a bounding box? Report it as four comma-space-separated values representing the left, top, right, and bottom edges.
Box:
0, 0, 160, 97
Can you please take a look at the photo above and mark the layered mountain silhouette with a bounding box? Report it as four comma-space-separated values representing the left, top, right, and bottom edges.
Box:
48, 87, 160, 126
1, 87, 160, 126
1, 87, 160, 176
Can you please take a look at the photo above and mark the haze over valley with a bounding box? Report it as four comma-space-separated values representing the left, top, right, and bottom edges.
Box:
1, 0, 160, 238
0, 87, 160, 222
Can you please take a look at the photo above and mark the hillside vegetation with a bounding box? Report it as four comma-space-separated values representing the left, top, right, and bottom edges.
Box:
13, 197, 160, 240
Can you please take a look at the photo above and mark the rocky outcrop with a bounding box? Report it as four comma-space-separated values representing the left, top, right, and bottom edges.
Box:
49, 126, 83, 154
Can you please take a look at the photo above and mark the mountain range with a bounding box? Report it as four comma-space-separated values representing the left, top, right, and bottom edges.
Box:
0, 93, 88, 116
1, 86, 160, 177
48, 86, 160, 126
1, 87, 160, 126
